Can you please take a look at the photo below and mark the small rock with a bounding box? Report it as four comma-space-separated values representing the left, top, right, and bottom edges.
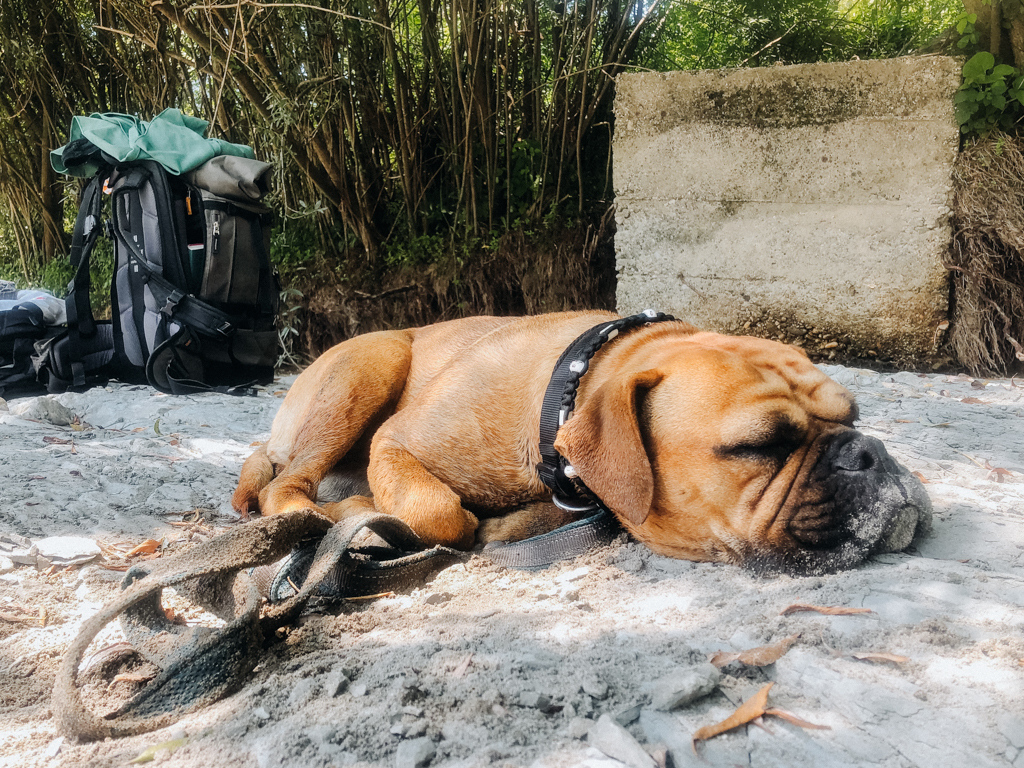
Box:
639, 710, 692, 767
518, 691, 552, 710
567, 717, 593, 740
10, 396, 77, 426
324, 667, 349, 697
582, 677, 609, 700
35, 536, 102, 567
406, 720, 428, 738
403, 705, 424, 717
423, 592, 451, 605
614, 704, 643, 726
253, 706, 271, 720
0, 556, 13, 575
395, 736, 435, 768
391, 722, 408, 736
0, 396, 7, 411
350, 682, 367, 697
650, 663, 721, 711
587, 713, 656, 768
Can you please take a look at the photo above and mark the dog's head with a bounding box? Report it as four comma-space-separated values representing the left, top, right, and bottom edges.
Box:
553, 331, 932, 575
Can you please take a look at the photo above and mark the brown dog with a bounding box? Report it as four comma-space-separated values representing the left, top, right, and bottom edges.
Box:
233, 311, 930, 575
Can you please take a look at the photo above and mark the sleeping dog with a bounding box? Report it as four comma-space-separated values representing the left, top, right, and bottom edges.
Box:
233, 311, 931, 575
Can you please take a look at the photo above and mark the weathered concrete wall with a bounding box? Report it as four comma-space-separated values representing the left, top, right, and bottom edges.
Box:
613, 57, 961, 360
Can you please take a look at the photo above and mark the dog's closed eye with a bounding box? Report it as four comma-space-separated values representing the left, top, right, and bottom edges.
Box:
716, 418, 805, 464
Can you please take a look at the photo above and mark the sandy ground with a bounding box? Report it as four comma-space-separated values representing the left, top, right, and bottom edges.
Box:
0, 364, 1022, 768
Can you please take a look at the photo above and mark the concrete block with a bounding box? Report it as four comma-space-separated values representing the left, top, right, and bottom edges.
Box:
613, 57, 960, 359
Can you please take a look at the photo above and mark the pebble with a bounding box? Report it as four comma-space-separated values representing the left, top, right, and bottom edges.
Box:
650, 663, 721, 710
587, 713, 656, 768
638, 709, 692, 766
395, 737, 435, 768
567, 717, 593, 740
252, 706, 271, 721
34, 536, 102, 567
423, 592, 451, 605
324, 666, 349, 697
350, 683, 367, 697
10, 396, 77, 426
614, 704, 642, 726
582, 676, 609, 700
518, 691, 552, 710
0, 556, 13, 574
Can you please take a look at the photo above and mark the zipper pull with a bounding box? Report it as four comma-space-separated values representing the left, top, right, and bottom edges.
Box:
212, 219, 220, 254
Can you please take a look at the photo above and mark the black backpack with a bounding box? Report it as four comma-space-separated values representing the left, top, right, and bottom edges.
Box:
37, 153, 281, 395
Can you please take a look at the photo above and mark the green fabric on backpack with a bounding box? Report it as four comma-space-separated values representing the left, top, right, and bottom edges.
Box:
51, 109, 254, 177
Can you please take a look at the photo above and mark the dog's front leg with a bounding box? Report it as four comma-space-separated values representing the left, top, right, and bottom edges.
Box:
367, 438, 478, 550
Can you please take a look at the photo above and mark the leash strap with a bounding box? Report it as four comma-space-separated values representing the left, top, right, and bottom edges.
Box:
54, 511, 463, 742
537, 309, 676, 507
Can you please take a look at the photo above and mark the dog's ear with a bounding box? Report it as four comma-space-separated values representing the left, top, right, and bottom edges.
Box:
554, 369, 663, 526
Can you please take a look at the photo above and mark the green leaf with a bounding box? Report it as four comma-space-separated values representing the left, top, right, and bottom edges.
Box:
992, 94, 1007, 109
963, 51, 996, 80
955, 104, 976, 125
993, 64, 1017, 77
991, 81, 1008, 95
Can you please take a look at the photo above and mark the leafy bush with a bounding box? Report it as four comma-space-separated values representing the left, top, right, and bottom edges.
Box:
956, 51, 1024, 136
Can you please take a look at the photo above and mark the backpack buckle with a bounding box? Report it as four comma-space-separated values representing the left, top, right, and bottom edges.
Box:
161, 290, 184, 318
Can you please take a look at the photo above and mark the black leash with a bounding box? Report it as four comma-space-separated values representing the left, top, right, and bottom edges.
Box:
56, 311, 679, 740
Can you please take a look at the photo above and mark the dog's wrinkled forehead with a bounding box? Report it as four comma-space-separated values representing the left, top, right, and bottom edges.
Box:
681, 332, 858, 425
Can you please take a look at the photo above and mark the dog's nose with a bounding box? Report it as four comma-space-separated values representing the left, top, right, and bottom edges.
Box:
828, 432, 897, 474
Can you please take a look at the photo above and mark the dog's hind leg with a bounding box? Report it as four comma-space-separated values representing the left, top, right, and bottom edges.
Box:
241, 330, 414, 520
367, 438, 480, 549
232, 444, 275, 518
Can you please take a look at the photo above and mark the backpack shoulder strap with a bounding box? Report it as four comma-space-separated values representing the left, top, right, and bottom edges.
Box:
63, 174, 108, 388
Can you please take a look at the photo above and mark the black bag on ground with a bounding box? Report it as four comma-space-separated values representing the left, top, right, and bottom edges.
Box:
42, 153, 280, 395
0, 285, 84, 398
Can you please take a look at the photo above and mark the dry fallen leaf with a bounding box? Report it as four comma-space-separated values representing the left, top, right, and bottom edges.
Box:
130, 737, 188, 764
960, 397, 987, 404
984, 461, 1013, 482
850, 652, 910, 664
125, 539, 162, 557
764, 708, 831, 730
911, 471, 930, 484
781, 603, 873, 616
42, 436, 72, 444
895, 419, 916, 423
692, 683, 773, 752
710, 634, 800, 668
